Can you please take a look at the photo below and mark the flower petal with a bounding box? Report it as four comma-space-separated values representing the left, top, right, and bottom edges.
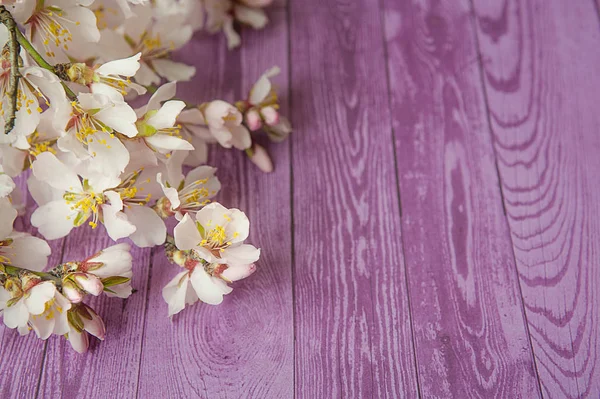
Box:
32, 152, 82, 192
173, 213, 202, 250
30, 200, 78, 240
190, 267, 232, 305
162, 271, 190, 316
223, 244, 260, 265
124, 205, 166, 247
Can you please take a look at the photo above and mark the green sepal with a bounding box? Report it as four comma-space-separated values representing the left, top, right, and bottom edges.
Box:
67, 310, 85, 333
101, 276, 131, 287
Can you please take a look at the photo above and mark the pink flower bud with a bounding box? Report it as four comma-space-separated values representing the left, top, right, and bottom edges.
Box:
82, 305, 106, 340
260, 106, 279, 126
248, 144, 273, 173
239, 0, 273, 7
221, 263, 257, 282
68, 329, 89, 354
245, 109, 262, 131
73, 273, 104, 296
62, 281, 84, 303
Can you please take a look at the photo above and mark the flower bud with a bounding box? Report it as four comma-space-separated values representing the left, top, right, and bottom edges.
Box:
82, 305, 106, 340
66, 63, 94, 85
245, 109, 262, 131
221, 263, 257, 282
73, 273, 104, 296
248, 144, 273, 173
260, 106, 279, 126
62, 280, 84, 303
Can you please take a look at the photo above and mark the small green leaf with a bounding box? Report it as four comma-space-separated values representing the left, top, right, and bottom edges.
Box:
101, 276, 131, 287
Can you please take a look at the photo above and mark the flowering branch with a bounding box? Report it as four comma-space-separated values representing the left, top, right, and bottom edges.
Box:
0, 0, 287, 354
0, 6, 20, 134
14, 29, 77, 100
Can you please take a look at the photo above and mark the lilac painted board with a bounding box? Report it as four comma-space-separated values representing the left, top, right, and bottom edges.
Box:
473, 0, 600, 397
36, 232, 151, 398
0, 176, 65, 399
137, 9, 294, 398
289, 1, 419, 397
382, 0, 541, 396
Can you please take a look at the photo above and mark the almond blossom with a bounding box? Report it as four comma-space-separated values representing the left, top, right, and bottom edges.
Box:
55, 92, 137, 177
0, 109, 61, 177
0, 275, 70, 338
0, 39, 67, 147
12, 0, 101, 62
98, 5, 195, 86
155, 165, 221, 219
30, 153, 165, 247
0, 197, 51, 271
204, 0, 269, 49
161, 235, 256, 316
177, 107, 212, 167
66, 53, 146, 101
173, 202, 260, 265
0, 0, 286, 346
237, 66, 292, 142
201, 100, 251, 150
66, 302, 106, 353
135, 85, 193, 155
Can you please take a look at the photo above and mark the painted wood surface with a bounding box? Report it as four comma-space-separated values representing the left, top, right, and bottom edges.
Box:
472, 0, 600, 397
382, 0, 541, 397
136, 9, 294, 399
2, 0, 600, 398
288, 0, 419, 397
0, 176, 65, 399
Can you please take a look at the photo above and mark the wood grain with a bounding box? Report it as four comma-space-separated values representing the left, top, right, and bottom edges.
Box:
288, 0, 419, 397
137, 9, 294, 399
382, 0, 541, 397
36, 230, 152, 398
472, 0, 600, 397
0, 175, 65, 399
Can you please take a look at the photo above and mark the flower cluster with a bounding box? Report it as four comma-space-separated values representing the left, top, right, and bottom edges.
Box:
0, 0, 289, 353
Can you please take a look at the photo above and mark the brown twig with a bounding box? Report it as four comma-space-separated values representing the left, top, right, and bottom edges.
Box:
0, 6, 20, 135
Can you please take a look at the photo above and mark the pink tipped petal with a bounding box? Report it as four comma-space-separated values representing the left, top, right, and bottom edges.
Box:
248, 144, 273, 173
62, 281, 84, 303
245, 109, 262, 131
260, 106, 280, 126
73, 273, 104, 296
68, 329, 90, 354
221, 263, 257, 282
83, 307, 106, 340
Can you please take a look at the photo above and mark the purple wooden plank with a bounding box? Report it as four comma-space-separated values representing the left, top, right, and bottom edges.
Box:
382, 0, 541, 396
137, 9, 294, 398
36, 230, 151, 398
0, 175, 65, 399
472, 0, 600, 397
289, 1, 419, 397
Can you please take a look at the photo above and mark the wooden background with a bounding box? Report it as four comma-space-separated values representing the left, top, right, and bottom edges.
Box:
1, 0, 599, 397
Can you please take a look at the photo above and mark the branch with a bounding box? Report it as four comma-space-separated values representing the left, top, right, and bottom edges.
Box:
0, 6, 21, 135
14, 28, 77, 100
